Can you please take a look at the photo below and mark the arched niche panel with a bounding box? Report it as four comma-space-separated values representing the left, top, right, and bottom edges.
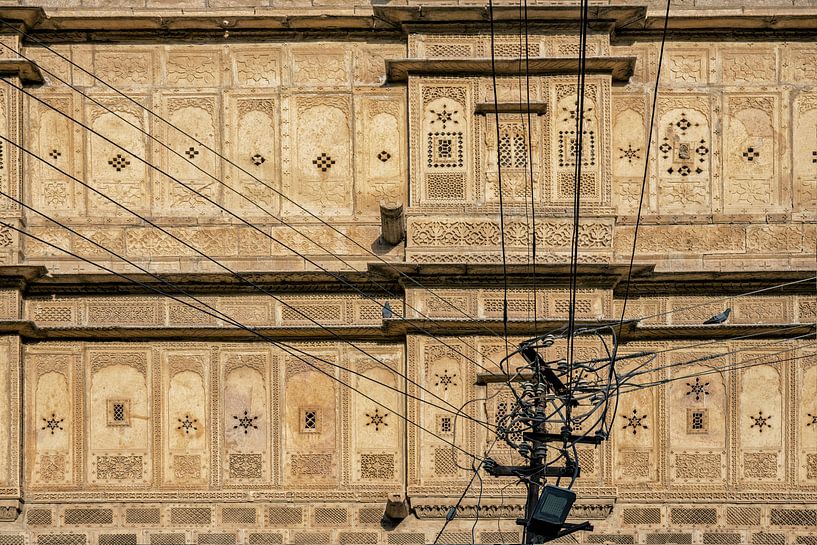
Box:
284, 368, 338, 485
88, 361, 150, 486
352, 365, 401, 484
88, 109, 148, 214
223, 365, 268, 482
738, 362, 784, 484
798, 357, 817, 484
420, 345, 466, 483
231, 100, 278, 212
288, 96, 353, 216
613, 381, 658, 485
723, 95, 780, 213
32, 371, 72, 485
165, 367, 207, 486
161, 96, 220, 214
655, 104, 711, 214
668, 361, 727, 485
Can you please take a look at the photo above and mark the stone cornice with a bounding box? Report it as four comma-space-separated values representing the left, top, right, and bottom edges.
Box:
3, 319, 810, 344
8, 4, 817, 43
386, 56, 637, 82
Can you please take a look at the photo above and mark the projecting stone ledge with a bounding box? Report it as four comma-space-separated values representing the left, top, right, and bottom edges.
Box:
386, 56, 637, 82
0, 59, 44, 86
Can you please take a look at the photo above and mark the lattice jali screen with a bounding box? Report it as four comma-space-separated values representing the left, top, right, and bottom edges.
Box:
358, 507, 384, 525
266, 506, 303, 527
313, 507, 348, 525
26, 509, 52, 526
338, 532, 378, 544
769, 509, 817, 526
726, 506, 761, 526
0, 537, 23, 545
64, 508, 113, 525
248, 534, 284, 545
750, 533, 786, 545
221, 507, 256, 525
479, 531, 522, 544
37, 535, 87, 545
169, 507, 211, 526
125, 508, 160, 524
670, 508, 718, 525
622, 507, 662, 525
645, 534, 692, 544
437, 532, 470, 544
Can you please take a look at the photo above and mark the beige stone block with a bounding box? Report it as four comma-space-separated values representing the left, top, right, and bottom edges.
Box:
746, 224, 803, 253
615, 224, 746, 255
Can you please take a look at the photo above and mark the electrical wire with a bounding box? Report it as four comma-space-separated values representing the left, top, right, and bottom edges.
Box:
487, 0, 511, 367
0, 40, 511, 378
4, 20, 512, 349
617, 344, 813, 395
1, 79, 510, 387
0, 215, 487, 460
0, 131, 503, 437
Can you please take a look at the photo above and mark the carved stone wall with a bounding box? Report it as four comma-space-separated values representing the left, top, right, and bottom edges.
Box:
21, 42, 406, 273
0, 4, 815, 544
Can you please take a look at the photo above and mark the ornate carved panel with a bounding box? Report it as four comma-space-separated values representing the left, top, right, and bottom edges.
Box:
157, 93, 222, 215
355, 96, 406, 215
225, 93, 279, 214
722, 94, 783, 213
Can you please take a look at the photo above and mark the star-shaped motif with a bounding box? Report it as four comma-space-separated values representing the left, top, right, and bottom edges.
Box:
750, 410, 771, 432
429, 104, 458, 129
434, 370, 457, 391
622, 408, 648, 435
41, 413, 64, 435
365, 408, 389, 431
177, 415, 198, 434
619, 144, 641, 164
807, 413, 817, 427
233, 410, 259, 434
685, 377, 710, 401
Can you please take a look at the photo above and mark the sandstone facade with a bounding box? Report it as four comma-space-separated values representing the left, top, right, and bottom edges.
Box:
0, 2, 814, 544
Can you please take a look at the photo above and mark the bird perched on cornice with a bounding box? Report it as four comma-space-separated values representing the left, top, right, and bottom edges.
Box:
703, 307, 731, 325
382, 302, 393, 319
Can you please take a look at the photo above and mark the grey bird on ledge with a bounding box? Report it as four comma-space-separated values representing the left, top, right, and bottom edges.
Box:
703, 307, 731, 325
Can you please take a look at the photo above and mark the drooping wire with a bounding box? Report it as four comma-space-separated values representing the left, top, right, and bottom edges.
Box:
601, 0, 673, 439
0, 130, 502, 436
0, 216, 487, 460
1, 76, 508, 381
488, 0, 511, 366
2, 20, 512, 349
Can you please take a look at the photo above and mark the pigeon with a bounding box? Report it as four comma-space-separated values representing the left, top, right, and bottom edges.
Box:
703, 307, 731, 325
382, 302, 393, 319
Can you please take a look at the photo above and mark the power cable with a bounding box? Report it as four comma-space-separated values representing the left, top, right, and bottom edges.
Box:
0, 39, 509, 376
0, 78, 507, 385
487, 0, 511, 366
0, 130, 503, 436
617, 344, 813, 395
4, 20, 512, 348
0, 215, 487, 460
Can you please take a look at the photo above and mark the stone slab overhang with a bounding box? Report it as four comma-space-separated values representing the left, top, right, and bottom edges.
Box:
0, 59, 43, 86
0, 319, 810, 344
386, 56, 636, 82
6, 4, 817, 42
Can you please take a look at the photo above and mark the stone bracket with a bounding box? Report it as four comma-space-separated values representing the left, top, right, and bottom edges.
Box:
0, 499, 21, 522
